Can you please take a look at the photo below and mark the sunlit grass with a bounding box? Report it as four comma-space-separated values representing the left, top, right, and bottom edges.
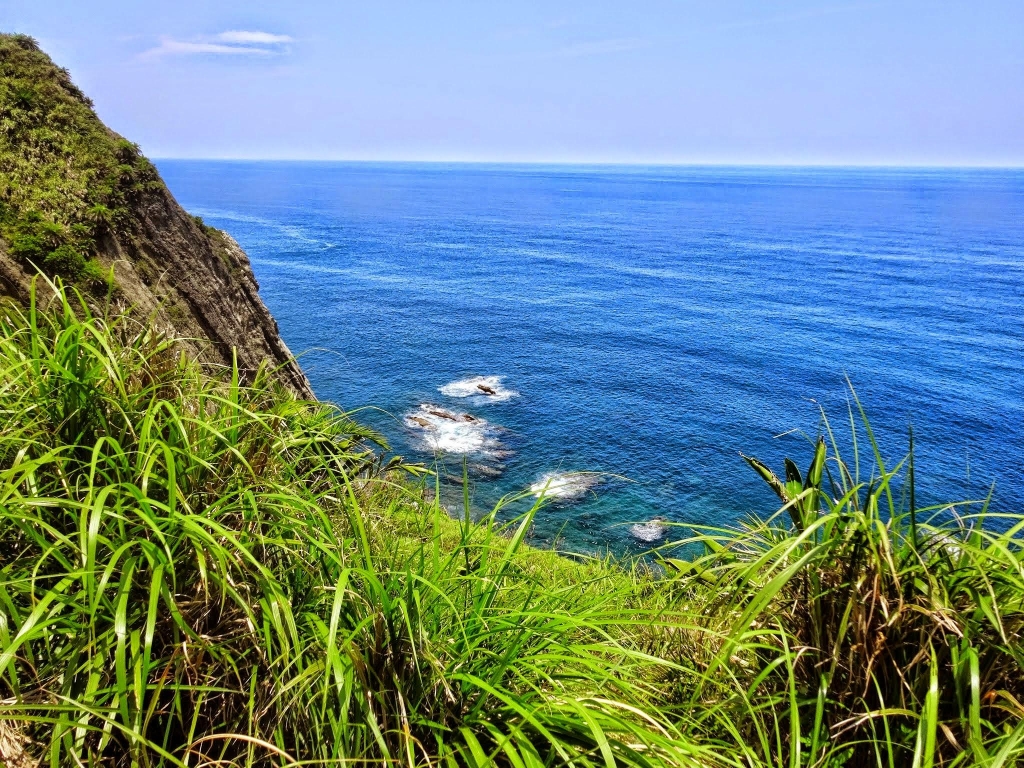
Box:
1, 279, 1021, 767
650, 401, 1024, 767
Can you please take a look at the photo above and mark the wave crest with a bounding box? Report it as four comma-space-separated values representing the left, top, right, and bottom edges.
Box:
630, 518, 667, 543
404, 404, 505, 457
439, 376, 518, 403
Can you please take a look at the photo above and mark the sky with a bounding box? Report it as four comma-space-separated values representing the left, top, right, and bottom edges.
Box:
4, 1, 1024, 165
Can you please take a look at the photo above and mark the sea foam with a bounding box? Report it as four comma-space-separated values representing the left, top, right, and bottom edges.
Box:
404, 404, 504, 456
629, 518, 667, 543
529, 472, 600, 502
439, 375, 518, 403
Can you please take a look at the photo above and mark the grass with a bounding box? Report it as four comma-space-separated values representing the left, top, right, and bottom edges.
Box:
651, 419, 1024, 766
0, 279, 1022, 767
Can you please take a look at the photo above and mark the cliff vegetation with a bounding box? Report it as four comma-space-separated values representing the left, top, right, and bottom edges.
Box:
0, 34, 157, 288
0, 33, 312, 396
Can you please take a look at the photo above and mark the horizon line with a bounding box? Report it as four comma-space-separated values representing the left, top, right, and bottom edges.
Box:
149, 156, 1024, 170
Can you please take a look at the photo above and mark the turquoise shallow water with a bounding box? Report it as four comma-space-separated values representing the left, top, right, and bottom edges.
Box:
157, 162, 1024, 553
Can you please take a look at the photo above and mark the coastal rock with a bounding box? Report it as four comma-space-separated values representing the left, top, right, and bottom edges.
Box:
404, 403, 506, 456
427, 408, 459, 421
440, 375, 518, 403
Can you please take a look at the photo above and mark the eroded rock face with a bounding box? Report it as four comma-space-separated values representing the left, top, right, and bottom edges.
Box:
0, 182, 314, 399
115, 182, 312, 397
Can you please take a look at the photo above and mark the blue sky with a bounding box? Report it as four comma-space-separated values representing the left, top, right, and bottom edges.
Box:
5, 1, 1023, 164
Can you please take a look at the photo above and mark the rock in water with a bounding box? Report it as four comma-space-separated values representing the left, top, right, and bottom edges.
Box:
439, 375, 518, 403
404, 403, 507, 459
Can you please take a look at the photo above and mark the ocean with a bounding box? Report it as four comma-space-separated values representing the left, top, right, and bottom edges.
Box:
157, 162, 1024, 553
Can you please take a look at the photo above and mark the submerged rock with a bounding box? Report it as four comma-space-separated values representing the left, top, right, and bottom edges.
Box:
470, 463, 504, 478
529, 472, 600, 502
630, 517, 668, 543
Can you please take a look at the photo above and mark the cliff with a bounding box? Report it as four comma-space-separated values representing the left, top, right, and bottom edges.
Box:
0, 33, 312, 397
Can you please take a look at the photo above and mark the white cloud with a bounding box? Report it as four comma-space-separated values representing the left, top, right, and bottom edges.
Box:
216, 30, 294, 45
549, 38, 647, 59
142, 31, 293, 58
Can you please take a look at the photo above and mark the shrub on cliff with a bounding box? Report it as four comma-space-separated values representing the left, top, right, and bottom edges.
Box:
0, 34, 159, 286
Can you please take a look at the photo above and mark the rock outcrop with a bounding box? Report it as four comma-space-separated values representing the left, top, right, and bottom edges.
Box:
0, 189, 313, 398
0, 33, 313, 398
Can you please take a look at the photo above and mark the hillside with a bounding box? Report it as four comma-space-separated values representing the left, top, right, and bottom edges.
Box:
0, 33, 311, 396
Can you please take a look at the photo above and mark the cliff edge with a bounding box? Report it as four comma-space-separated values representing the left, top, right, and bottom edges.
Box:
0, 33, 313, 397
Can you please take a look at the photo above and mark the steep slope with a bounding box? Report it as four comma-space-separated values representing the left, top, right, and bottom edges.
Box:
0, 33, 312, 397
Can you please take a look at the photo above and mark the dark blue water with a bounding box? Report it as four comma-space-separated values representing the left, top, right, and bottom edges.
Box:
158, 162, 1024, 553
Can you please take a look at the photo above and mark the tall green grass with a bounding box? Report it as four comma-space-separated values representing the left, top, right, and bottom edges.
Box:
0, 279, 1022, 767
0, 281, 715, 767
651, 409, 1024, 767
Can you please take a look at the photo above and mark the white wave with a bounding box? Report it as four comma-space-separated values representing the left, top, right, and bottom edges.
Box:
630, 518, 667, 543
529, 472, 599, 502
404, 404, 504, 455
425, 242, 472, 250
439, 375, 518, 403
188, 208, 324, 245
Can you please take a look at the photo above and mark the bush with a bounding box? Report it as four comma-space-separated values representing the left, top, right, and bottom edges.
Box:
41, 243, 86, 277
8, 232, 45, 261
79, 257, 116, 294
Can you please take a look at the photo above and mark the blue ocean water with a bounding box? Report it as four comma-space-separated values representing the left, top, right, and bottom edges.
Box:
157, 162, 1024, 553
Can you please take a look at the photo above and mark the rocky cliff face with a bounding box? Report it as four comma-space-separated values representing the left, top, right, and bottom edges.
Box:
0, 33, 313, 398
0, 187, 314, 398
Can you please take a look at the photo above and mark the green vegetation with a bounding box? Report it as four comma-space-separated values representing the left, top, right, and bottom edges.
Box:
190, 214, 214, 234
1, 279, 1022, 767
0, 34, 160, 289
657, 437, 1024, 766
